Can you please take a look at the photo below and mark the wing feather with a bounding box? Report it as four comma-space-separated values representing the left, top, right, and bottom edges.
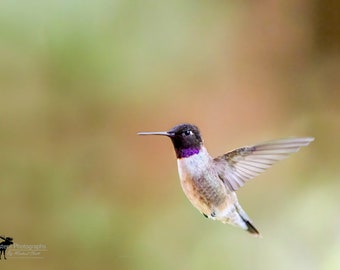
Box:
214, 137, 314, 191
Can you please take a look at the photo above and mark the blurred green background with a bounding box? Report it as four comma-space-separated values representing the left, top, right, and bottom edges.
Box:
0, 0, 339, 269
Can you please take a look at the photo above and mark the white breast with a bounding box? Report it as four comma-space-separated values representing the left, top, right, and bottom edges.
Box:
176, 147, 235, 219
176, 147, 215, 214
177, 147, 211, 179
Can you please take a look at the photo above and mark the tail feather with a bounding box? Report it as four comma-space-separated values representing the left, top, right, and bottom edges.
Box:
243, 219, 260, 236
235, 203, 261, 236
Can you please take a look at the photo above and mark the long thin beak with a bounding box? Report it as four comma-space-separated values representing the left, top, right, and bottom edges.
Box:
138, 131, 173, 137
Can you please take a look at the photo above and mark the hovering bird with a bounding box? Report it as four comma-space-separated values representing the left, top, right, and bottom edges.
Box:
138, 124, 314, 236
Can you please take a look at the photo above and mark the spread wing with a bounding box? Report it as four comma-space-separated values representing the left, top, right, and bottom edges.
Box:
214, 137, 314, 191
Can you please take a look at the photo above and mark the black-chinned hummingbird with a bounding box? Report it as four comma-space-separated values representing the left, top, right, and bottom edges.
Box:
138, 123, 314, 236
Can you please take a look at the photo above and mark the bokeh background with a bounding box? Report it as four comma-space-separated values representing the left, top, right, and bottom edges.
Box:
1, 1, 339, 269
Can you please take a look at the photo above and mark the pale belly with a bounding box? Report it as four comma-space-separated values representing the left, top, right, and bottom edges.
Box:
177, 154, 231, 217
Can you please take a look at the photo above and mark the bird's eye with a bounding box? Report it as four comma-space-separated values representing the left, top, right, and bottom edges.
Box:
183, 130, 193, 136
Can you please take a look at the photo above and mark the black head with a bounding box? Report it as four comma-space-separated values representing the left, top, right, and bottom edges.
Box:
167, 124, 202, 155
138, 123, 203, 158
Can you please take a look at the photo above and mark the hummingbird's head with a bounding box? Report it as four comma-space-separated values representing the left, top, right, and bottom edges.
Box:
167, 124, 202, 156
138, 123, 203, 158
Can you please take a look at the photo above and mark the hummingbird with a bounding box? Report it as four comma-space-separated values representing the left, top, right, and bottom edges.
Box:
138, 123, 314, 236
